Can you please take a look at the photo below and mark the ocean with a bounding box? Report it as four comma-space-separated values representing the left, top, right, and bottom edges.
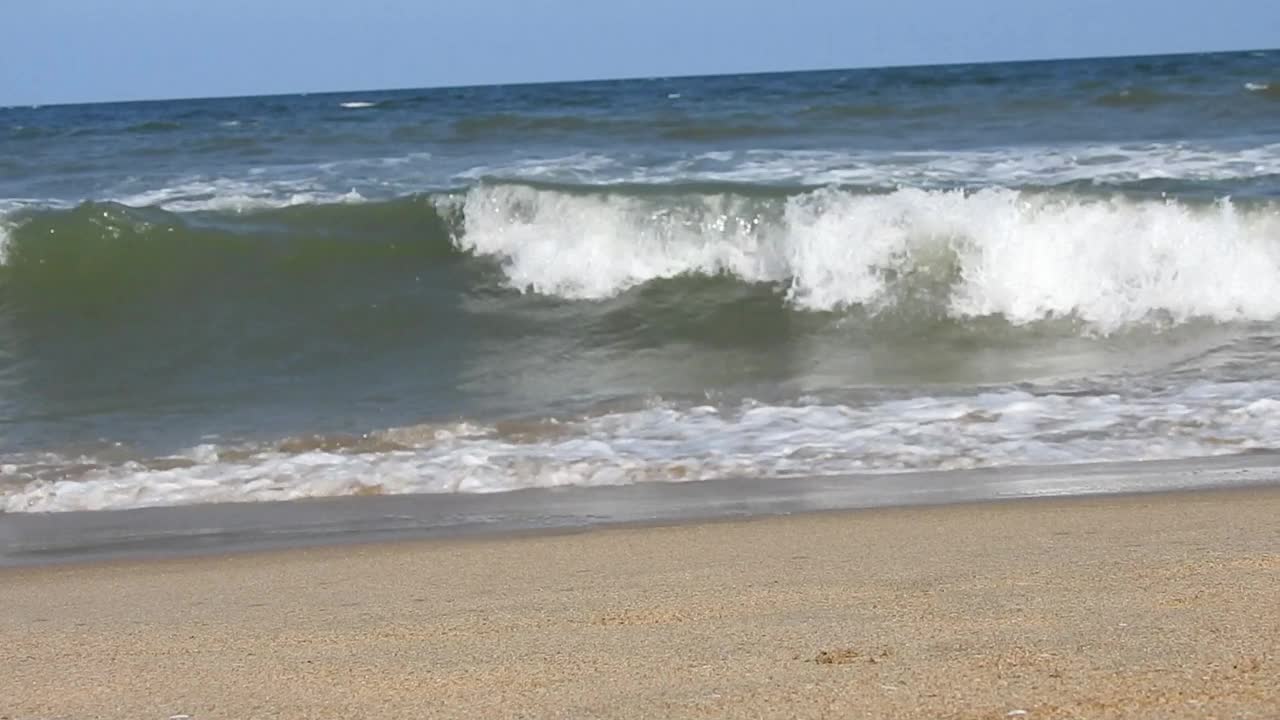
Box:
2, 50, 1279, 534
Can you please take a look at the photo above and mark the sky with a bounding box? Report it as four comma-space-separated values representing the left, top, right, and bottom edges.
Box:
2, 0, 1277, 106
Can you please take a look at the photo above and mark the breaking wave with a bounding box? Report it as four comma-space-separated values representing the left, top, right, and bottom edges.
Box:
6, 379, 1280, 512
3, 183, 1280, 333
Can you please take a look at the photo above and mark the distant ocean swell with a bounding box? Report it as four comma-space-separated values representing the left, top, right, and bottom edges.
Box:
11, 76, 1279, 145
4, 183, 1280, 333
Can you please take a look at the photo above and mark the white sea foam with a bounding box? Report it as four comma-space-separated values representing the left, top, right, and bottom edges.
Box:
696, 143, 1280, 187
96, 152, 435, 212
455, 184, 1280, 331
1245, 82, 1271, 92
462, 143, 1280, 188
113, 178, 367, 213
8, 140, 1276, 222
339, 101, 378, 109
6, 379, 1280, 513
455, 152, 626, 184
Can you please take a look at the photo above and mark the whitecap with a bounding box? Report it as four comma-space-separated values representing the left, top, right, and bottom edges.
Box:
464, 142, 1280, 188
111, 177, 368, 212
7, 378, 1280, 512
453, 183, 1280, 332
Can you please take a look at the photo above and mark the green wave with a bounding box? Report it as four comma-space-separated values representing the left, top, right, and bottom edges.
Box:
0, 197, 465, 316
2, 181, 1270, 325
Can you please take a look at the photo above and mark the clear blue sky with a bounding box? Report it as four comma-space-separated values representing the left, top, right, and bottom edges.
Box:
2, 0, 1277, 106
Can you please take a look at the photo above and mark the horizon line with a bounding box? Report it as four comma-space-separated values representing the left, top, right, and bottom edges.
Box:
4, 46, 1274, 110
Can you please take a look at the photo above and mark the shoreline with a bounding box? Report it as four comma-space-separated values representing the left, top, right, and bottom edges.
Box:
4, 486, 1278, 718
3, 481, 1277, 573
5, 452, 1279, 567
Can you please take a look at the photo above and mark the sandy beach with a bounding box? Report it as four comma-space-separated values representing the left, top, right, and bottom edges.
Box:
3, 487, 1278, 719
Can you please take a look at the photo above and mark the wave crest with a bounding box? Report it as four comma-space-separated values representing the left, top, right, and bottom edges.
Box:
4, 184, 1280, 333
456, 184, 1280, 332
0, 199, 461, 311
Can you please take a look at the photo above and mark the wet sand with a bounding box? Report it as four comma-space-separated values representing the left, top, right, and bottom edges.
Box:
3, 487, 1278, 719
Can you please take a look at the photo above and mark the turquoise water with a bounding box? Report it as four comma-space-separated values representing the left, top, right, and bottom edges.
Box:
2, 50, 1280, 513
